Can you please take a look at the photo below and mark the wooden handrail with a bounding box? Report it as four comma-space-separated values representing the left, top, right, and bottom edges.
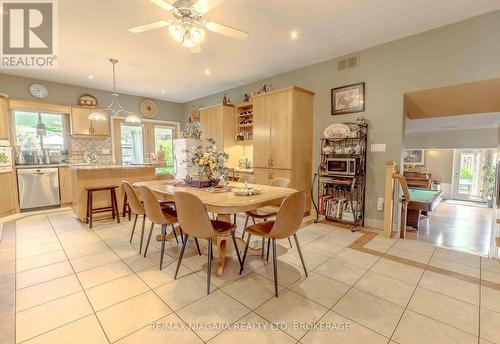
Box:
393, 173, 411, 203
383, 161, 411, 238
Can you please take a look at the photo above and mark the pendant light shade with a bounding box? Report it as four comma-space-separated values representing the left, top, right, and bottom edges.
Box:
88, 110, 107, 122
125, 114, 142, 124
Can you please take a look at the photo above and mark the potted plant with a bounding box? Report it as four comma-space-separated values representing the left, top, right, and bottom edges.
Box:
481, 161, 496, 208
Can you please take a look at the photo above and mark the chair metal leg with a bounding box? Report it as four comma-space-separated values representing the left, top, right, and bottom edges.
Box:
160, 225, 166, 270
143, 222, 155, 257
293, 234, 308, 277
252, 217, 256, 225
288, 237, 293, 248
233, 214, 237, 224
261, 238, 265, 258
139, 215, 146, 254
207, 238, 213, 295
242, 216, 249, 239
179, 227, 185, 245
239, 233, 252, 274
194, 237, 201, 255
272, 238, 278, 297
172, 224, 179, 244
174, 234, 189, 279
129, 214, 138, 243
266, 238, 271, 262
231, 231, 242, 266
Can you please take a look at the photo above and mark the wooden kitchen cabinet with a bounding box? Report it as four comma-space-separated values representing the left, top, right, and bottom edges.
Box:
199, 104, 243, 168
58, 167, 73, 205
252, 86, 314, 211
0, 172, 18, 216
70, 107, 109, 136
0, 96, 9, 140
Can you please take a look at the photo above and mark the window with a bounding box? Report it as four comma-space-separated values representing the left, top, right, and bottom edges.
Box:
120, 123, 144, 164
154, 126, 174, 174
14, 111, 67, 154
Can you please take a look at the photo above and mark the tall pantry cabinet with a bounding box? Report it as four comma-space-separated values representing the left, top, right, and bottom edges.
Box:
252, 87, 314, 212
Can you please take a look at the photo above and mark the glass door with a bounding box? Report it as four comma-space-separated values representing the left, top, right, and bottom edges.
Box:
453, 149, 495, 202
154, 126, 174, 174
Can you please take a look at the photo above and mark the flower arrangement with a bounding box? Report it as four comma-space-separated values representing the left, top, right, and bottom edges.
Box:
184, 138, 229, 185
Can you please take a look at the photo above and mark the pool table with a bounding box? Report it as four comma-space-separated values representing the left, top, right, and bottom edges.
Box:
406, 188, 444, 230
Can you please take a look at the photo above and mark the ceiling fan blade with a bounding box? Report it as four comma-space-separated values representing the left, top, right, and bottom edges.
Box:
205, 21, 248, 41
190, 46, 202, 54
150, 0, 176, 12
128, 19, 173, 33
192, 0, 225, 14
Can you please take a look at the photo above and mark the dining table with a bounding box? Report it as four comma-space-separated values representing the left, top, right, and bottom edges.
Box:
133, 180, 297, 276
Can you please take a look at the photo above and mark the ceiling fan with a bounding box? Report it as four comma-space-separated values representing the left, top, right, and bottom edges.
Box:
128, 0, 248, 52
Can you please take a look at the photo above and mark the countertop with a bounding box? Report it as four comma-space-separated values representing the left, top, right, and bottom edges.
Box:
71, 164, 156, 170
15, 163, 89, 169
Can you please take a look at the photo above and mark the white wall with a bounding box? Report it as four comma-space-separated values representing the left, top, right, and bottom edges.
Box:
405, 128, 498, 149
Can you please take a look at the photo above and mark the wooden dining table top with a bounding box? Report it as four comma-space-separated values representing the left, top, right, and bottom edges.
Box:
133, 180, 297, 214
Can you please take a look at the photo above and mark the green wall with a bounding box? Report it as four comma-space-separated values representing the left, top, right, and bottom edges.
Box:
182, 10, 500, 228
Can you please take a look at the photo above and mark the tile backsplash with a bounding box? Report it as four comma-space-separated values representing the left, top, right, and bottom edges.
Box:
68, 137, 113, 164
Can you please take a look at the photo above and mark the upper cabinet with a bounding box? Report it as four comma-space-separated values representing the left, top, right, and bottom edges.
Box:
70, 107, 109, 136
0, 96, 9, 140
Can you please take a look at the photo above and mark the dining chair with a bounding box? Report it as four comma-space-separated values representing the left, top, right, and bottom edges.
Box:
138, 185, 201, 270
154, 172, 175, 180
122, 181, 148, 254
239, 191, 308, 297
241, 178, 293, 254
173, 191, 242, 295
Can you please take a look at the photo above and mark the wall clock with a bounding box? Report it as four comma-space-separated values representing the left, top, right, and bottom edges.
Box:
140, 99, 159, 118
29, 83, 49, 99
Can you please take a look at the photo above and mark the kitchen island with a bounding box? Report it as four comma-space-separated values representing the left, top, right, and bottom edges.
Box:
70, 165, 155, 222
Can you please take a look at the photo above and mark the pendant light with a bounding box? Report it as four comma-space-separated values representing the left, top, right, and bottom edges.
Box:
88, 58, 141, 124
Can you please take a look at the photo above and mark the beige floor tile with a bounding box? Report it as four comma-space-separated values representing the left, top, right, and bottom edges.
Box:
482, 270, 500, 284
314, 257, 366, 286
77, 261, 132, 289
481, 308, 500, 344
196, 259, 250, 289
16, 235, 59, 249
97, 291, 171, 342
355, 271, 415, 306
303, 239, 344, 257
393, 310, 478, 344
16, 228, 54, 241
16, 261, 74, 289
64, 241, 110, 259
434, 247, 480, 268
332, 288, 403, 337
208, 312, 295, 344
16, 251, 67, 273
278, 248, 329, 270
321, 230, 362, 247
408, 287, 479, 336
222, 272, 283, 309
393, 239, 436, 256
419, 271, 479, 305
253, 260, 305, 287
0, 313, 15, 344
386, 247, 431, 265
58, 232, 102, 248
154, 273, 213, 311
123, 251, 171, 272
16, 275, 82, 312
176, 290, 250, 342
363, 241, 392, 253
113, 245, 140, 259
481, 285, 500, 313
137, 261, 192, 289
255, 290, 328, 340
16, 292, 93, 343
429, 257, 480, 278
117, 312, 202, 344
370, 257, 424, 285
16, 242, 62, 260
86, 274, 150, 311
335, 248, 381, 270
22, 315, 108, 344
301, 310, 388, 344
70, 250, 119, 272
482, 258, 500, 274
289, 271, 349, 308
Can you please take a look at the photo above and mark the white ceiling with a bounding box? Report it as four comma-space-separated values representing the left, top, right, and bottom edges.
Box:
3, 0, 500, 103
406, 112, 500, 133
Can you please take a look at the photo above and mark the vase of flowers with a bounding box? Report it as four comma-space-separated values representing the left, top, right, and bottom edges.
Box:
184, 138, 229, 187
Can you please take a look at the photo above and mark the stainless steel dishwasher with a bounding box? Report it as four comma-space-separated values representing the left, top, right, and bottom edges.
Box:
17, 168, 60, 210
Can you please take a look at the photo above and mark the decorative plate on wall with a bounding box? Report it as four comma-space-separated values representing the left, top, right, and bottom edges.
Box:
323, 123, 351, 140
140, 100, 159, 118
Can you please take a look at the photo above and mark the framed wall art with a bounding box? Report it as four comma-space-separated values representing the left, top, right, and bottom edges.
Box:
331, 82, 365, 115
403, 149, 425, 165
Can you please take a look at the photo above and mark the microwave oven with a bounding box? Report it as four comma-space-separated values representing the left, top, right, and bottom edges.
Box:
325, 158, 357, 176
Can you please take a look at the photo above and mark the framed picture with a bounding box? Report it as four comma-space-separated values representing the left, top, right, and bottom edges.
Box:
403, 149, 425, 165
331, 82, 365, 115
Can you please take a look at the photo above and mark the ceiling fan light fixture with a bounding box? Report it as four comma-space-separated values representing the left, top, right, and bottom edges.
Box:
190, 24, 206, 45
169, 24, 185, 43
181, 31, 196, 48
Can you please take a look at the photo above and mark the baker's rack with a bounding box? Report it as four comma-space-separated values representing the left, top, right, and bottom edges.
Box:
312, 121, 368, 231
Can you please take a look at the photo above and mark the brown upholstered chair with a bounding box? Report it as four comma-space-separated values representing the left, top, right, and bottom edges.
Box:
122, 181, 147, 254
241, 178, 293, 253
174, 191, 242, 295
138, 185, 200, 270
154, 172, 175, 180
239, 191, 308, 297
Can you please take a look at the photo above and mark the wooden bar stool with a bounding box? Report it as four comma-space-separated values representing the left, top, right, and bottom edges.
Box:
86, 185, 120, 229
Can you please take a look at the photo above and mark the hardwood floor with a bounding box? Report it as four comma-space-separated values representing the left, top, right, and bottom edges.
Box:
408, 202, 492, 255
